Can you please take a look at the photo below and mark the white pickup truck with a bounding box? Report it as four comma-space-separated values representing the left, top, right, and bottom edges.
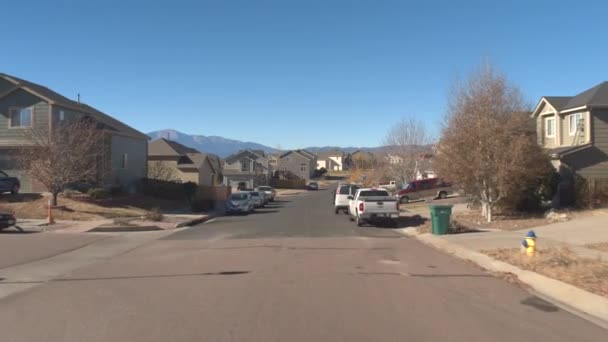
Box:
348, 188, 399, 227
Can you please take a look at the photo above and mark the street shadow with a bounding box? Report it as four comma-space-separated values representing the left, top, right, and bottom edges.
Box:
250, 210, 280, 215
0, 227, 38, 234
520, 296, 559, 312
0, 193, 43, 203
369, 215, 428, 229
0, 271, 251, 284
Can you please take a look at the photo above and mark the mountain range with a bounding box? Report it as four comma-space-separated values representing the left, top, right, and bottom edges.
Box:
147, 129, 385, 157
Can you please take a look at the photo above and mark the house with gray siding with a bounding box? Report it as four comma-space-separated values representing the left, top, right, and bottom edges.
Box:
277, 150, 317, 181
532, 81, 608, 194
222, 150, 271, 190
0, 73, 149, 192
148, 138, 223, 186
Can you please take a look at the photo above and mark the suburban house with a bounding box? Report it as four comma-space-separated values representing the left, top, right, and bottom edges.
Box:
316, 150, 343, 171
277, 149, 317, 181
0, 73, 148, 192
532, 81, 608, 189
222, 149, 271, 189
414, 155, 436, 180
148, 138, 222, 186
385, 154, 404, 165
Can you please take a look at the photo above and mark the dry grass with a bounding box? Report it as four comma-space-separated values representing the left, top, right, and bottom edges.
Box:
484, 247, 608, 297
0, 193, 187, 221
586, 242, 608, 253
453, 211, 549, 231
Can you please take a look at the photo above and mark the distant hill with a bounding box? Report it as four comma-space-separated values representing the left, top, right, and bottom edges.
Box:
147, 129, 387, 157
147, 129, 278, 157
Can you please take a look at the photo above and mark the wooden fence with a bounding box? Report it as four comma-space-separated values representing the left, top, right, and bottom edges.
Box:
270, 179, 306, 189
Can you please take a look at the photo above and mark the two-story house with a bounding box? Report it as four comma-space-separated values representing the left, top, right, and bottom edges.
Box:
222, 150, 271, 190
0, 73, 148, 192
148, 138, 222, 186
277, 149, 317, 181
532, 82, 608, 185
316, 150, 343, 171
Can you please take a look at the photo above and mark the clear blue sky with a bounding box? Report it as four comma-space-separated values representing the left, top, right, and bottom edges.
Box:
3, 0, 607, 148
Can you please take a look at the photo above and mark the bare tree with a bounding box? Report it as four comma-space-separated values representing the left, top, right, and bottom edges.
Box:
148, 161, 178, 182
18, 118, 105, 206
434, 64, 551, 222
383, 117, 432, 185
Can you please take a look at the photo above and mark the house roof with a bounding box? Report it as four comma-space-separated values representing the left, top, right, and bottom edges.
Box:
563, 81, 608, 109
0, 73, 148, 140
279, 149, 315, 160
543, 96, 572, 111
149, 138, 199, 156
224, 149, 267, 164
545, 144, 592, 159
316, 150, 343, 159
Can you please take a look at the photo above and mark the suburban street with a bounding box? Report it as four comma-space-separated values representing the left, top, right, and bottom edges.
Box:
0, 185, 605, 341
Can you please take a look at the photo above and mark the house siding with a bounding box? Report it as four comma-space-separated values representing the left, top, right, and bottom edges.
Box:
540, 115, 556, 148
566, 109, 608, 179
109, 135, 147, 191
278, 152, 314, 181
0, 89, 49, 141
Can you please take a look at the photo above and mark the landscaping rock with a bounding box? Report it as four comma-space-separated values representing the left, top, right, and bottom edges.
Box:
545, 209, 570, 223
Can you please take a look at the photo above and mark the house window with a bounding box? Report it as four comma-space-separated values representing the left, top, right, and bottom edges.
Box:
300, 164, 306, 172
285, 157, 290, 162
120, 153, 128, 169
545, 117, 555, 137
9, 107, 32, 128
568, 113, 583, 136
241, 159, 250, 172
59, 110, 65, 121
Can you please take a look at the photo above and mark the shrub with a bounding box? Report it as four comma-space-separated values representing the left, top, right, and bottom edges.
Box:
87, 188, 110, 199
62, 189, 80, 199
144, 208, 164, 222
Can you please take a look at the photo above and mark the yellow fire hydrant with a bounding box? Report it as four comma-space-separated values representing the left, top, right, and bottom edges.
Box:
521, 230, 537, 256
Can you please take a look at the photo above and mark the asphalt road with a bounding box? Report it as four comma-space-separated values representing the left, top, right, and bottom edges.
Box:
0, 186, 606, 341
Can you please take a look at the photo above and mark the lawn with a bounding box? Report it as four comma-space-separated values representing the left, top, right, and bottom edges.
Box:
484, 247, 608, 297
586, 242, 608, 253
0, 193, 188, 221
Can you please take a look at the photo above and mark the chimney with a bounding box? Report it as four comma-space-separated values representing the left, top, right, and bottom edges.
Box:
77, 93, 81, 104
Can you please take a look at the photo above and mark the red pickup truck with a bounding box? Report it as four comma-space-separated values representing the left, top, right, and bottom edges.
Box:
395, 178, 452, 204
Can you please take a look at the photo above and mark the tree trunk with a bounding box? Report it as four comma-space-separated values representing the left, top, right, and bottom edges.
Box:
51, 192, 59, 206
486, 205, 493, 223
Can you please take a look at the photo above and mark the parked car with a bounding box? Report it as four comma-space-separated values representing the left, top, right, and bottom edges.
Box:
333, 183, 361, 214
378, 180, 398, 191
0, 171, 20, 195
308, 182, 319, 190
225, 192, 255, 215
348, 188, 399, 227
395, 178, 452, 204
0, 213, 16, 230
256, 186, 276, 202
249, 191, 265, 208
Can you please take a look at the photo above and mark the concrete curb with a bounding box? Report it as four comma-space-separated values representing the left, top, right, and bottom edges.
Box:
403, 231, 608, 327
174, 214, 214, 228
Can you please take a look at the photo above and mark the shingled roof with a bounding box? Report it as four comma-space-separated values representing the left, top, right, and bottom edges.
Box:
0, 73, 148, 140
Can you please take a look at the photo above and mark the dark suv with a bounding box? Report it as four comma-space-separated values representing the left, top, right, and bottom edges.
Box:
0, 170, 20, 195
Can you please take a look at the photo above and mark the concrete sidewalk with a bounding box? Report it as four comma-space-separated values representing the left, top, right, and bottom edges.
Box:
397, 213, 608, 327
439, 214, 608, 260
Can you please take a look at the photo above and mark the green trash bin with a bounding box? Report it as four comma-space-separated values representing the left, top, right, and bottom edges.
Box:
429, 204, 453, 235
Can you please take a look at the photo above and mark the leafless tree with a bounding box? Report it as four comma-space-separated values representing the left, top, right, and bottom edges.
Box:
18, 118, 105, 206
148, 161, 178, 182
434, 64, 551, 222
383, 117, 432, 186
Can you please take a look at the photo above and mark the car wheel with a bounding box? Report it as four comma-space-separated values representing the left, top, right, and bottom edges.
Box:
399, 196, 409, 204
335, 208, 339, 215
11, 184, 19, 195
438, 191, 447, 199
355, 214, 363, 227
